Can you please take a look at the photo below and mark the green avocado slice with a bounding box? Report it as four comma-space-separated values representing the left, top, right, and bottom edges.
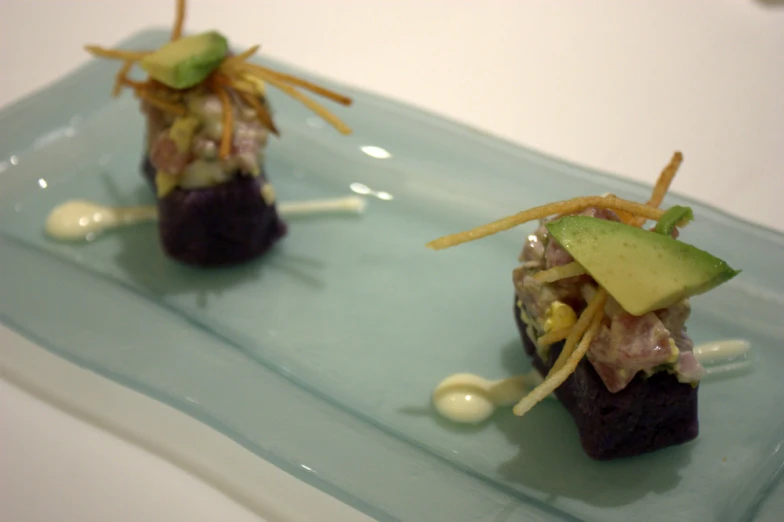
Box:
546, 215, 740, 316
140, 31, 228, 90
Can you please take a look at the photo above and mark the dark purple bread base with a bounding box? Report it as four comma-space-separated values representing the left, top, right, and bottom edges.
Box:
142, 154, 287, 267
513, 297, 699, 460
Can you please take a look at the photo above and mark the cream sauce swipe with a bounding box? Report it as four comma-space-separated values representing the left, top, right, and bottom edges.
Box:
433, 339, 751, 425
45, 196, 367, 242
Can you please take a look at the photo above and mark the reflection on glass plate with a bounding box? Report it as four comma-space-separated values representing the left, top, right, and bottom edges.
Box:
1, 30, 783, 522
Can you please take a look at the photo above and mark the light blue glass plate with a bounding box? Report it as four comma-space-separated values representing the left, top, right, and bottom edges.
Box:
1, 30, 783, 522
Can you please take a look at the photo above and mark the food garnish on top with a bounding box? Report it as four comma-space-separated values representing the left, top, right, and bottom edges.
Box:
83, 0, 353, 196
426, 152, 740, 418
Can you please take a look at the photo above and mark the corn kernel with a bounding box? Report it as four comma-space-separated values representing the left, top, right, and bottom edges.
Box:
544, 301, 577, 333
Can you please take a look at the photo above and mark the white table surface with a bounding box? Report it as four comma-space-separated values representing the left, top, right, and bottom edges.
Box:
2, 1, 783, 521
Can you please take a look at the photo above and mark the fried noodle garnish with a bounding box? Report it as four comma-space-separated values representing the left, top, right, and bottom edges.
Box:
629, 151, 683, 227
547, 287, 607, 377
83, 0, 353, 154
426, 196, 666, 251
426, 151, 686, 420
536, 327, 571, 346
513, 299, 606, 417
171, 0, 186, 41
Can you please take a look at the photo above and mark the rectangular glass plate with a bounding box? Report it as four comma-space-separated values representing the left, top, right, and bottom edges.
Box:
1, 30, 783, 522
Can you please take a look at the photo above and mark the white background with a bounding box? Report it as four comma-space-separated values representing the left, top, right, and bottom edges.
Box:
1, 1, 783, 521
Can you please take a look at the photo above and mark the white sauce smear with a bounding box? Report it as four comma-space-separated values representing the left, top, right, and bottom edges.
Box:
45, 196, 367, 242
433, 339, 751, 425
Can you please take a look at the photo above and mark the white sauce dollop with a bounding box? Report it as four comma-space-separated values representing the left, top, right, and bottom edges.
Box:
433, 339, 751, 425
432, 372, 545, 425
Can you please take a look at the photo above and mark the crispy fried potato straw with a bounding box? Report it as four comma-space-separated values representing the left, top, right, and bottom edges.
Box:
239, 62, 352, 106
211, 72, 278, 136
84, 46, 151, 61
513, 298, 605, 417
238, 72, 267, 95
648, 151, 683, 208
237, 90, 279, 135
214, 84, 234, 159
88, 0, 354, 155
113, 60, 134, 97
532, 261, 587, 283
537, 327, 571, 346
120, 78, 150, 90
136, 90, 187, 115
171, 0, 186, 40
601, 193, 636, 223
547, 288, 607, 376
246, 68, 352, 135
227, 78, 265, 98
210, 73, 233, 88
223, 45, 260, 66
426, 196, 665, 251
630, 151, 683, 227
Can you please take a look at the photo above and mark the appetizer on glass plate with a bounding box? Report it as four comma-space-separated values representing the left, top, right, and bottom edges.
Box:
75, 0, 354, 266
428, 152, 742, 460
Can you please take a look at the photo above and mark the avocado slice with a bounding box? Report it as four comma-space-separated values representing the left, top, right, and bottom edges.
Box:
654, 205, 694, 236
140, 31, 228, 90
546, 216, 739, 316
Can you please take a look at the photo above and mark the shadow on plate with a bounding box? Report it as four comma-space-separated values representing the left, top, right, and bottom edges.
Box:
112, 226, 326, 304
493, 340, 693, 509
401, 337, 691, 510
107, 181, 326, 305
